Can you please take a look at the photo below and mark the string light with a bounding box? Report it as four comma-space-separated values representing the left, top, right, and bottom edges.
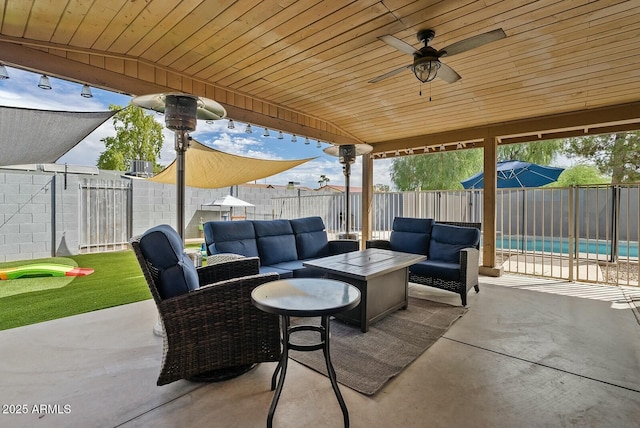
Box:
80, 84, 93, 98
38, 75, 52, 90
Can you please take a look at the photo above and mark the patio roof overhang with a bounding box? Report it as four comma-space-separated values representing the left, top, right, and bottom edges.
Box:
1, 0, 639, 273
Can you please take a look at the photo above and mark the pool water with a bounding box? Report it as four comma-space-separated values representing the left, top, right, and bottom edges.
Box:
496, 235, 639, 258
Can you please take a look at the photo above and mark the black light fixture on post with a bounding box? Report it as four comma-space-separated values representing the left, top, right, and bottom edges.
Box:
324, 143, 373, 239
131, 93, 226, 242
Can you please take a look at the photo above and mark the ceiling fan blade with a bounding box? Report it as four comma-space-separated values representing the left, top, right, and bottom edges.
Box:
437, 62, 461, 83
440, 28, 506, 57
368, 64, 412, 83
378, 35, 418, 55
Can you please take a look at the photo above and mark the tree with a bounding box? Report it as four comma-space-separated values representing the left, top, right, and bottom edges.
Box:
391, 149, 483, 190
374, 184, 390, 192
498, 139, 563, 164
318, 174, 330, 187
563, 132, 640, 183
390, 140, 565, 191
546, 164, 610, 187
97, 105, 164, 171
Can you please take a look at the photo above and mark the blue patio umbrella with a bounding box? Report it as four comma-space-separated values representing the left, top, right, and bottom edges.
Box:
461, 160, 565, 189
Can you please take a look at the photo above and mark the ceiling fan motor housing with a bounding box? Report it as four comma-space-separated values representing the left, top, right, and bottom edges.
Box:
417, 29, 436, 44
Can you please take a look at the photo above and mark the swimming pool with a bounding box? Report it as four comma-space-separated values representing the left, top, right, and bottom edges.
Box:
496, 235, 639, 258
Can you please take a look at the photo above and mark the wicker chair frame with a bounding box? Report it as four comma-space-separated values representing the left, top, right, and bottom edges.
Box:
131, 236, 281, 386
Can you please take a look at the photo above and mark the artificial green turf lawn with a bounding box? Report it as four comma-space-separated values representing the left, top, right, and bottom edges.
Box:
0, 250, 151, 331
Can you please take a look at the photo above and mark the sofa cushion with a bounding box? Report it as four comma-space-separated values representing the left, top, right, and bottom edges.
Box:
139, 224, 199, 299
253, 220, 299, 265
204, 220, 259, 258
268, 260, 325, 278
389, 217, 434, 256
258, 265, 294, 279
410, 260, 461, 282
290, 216, 329, 259
428, 223, 480, 263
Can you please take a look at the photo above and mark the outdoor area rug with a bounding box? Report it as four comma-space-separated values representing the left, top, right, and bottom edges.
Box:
289, 297, 467, 395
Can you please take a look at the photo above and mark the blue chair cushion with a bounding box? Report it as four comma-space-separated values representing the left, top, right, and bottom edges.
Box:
139, 224, 199, 299
428, 223, 480, 263
389, 217, 434, 256
253, 220, 299, 266
410, 260, 461, 282
258, 265, 294, 279
290, 216, 329, 259
204, 220, 259, 257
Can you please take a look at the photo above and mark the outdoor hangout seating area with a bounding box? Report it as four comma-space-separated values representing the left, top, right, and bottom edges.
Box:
2, 2, 640, 427
8, 219, 626, 428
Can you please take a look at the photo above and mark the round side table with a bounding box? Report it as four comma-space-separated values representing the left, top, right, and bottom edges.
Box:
251, 278, 360, 428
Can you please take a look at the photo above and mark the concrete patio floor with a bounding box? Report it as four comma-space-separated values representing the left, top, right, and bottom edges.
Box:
1, 275, 639, 428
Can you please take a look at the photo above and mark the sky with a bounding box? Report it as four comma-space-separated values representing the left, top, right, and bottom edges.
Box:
0, 66, 394, 190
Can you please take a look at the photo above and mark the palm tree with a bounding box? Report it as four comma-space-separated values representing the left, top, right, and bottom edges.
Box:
318, 174, 330, 187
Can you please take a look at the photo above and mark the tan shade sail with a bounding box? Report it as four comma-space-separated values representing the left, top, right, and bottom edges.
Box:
148, 139, 314, 189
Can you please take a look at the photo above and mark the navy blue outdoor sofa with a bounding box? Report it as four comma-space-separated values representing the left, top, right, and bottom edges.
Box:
367, 217, 481, 306
203, 216, 359, 278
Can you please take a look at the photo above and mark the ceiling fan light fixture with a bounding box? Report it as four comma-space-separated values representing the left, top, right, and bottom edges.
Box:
412, 57, 440, 83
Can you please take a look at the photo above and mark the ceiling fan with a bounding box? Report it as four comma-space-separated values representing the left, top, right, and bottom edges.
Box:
369, 28, 506, 84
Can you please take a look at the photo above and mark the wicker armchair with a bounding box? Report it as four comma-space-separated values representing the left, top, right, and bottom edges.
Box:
131, 226, 281, 386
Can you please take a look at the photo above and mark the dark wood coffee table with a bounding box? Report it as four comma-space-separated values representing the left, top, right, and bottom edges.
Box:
303, 248, 426, 332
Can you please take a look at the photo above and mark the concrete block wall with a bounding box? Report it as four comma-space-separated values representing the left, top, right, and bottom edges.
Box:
0, 168, 319, 261
0, 170, 55, 262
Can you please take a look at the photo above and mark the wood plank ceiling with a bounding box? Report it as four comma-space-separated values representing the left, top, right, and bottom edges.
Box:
1, 0, 639, 157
